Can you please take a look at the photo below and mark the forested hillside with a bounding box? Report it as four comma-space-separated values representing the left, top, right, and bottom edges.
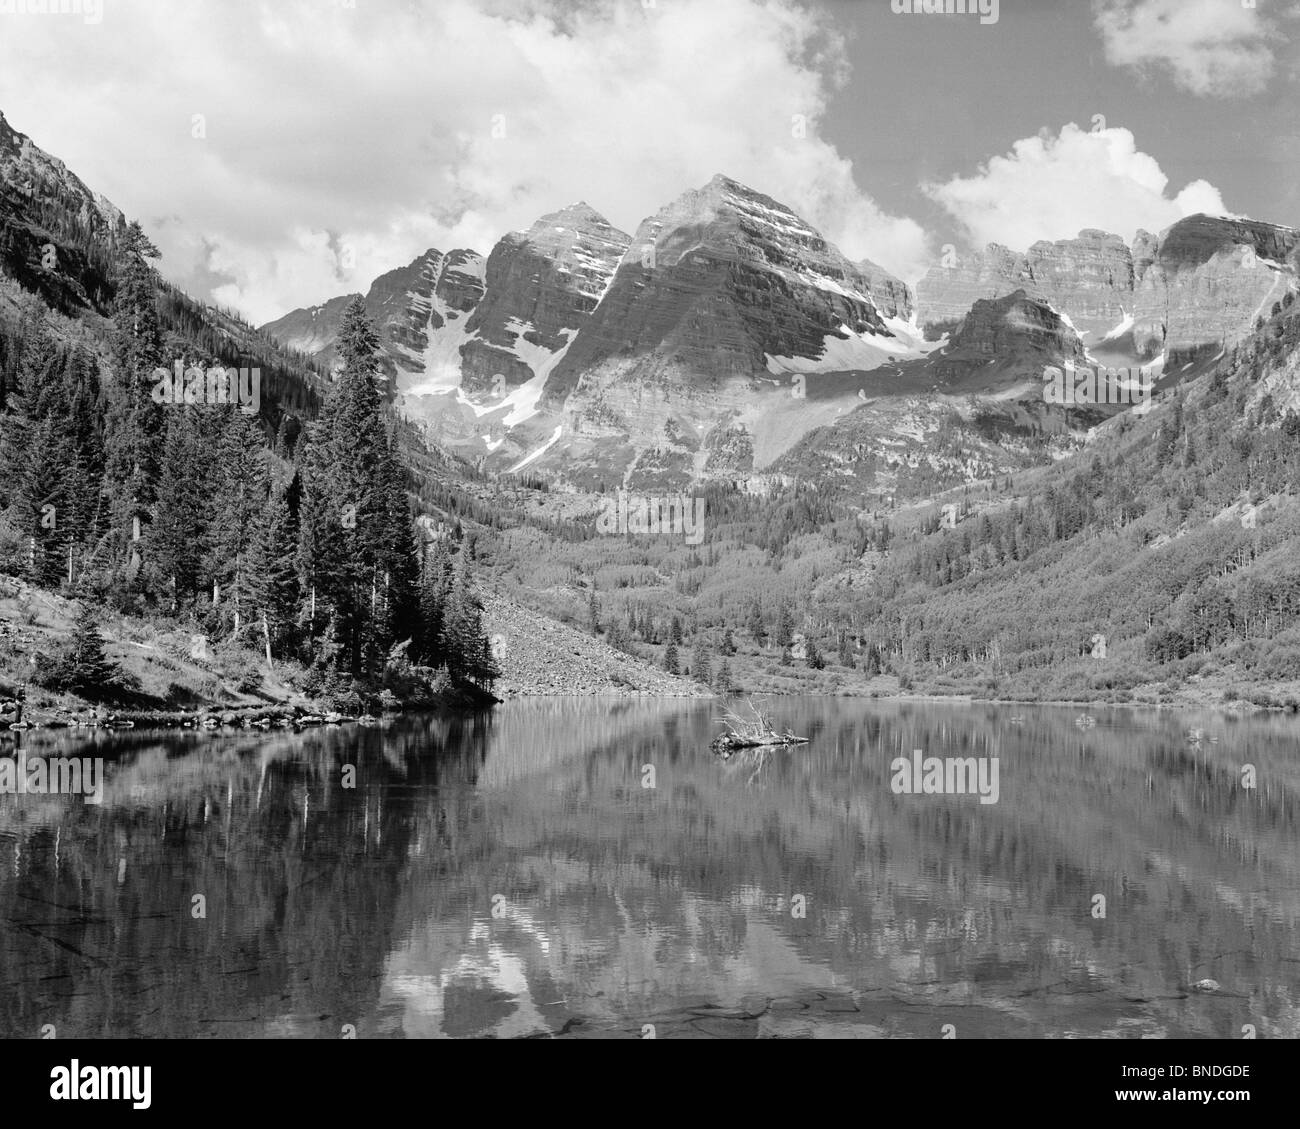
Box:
6, 99, 1300, 712
0, 222, 500, 712
457, 293, 1300, 707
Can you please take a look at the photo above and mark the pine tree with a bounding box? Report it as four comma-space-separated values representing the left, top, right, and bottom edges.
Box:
149, 412, 208, 607
440, 552, 497, 686
295, 425, 349, 644
0, 310, 44, 510
10, 415, 68, 588
663, 643, 679, 675
296, 298, 411, 675
837, 631, 853, 667
372, 448, 421, 662
776, 601, 794, 647
0, 375, 30, 509
44, 602, 122, 698
105, 222, 166, 563
414, 536, 454, 668
691, 639, 710, 684
241, 485, 300, 657
206, 408, 270, 630
806, 637, 825, 670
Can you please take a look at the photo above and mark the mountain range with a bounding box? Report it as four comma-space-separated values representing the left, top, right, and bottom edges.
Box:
5, 100, 1297, 514
262, 170, 1299, 492
6, 106, 1300, 710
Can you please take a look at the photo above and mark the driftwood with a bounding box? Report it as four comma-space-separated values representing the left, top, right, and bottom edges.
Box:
711, 697, 808, 755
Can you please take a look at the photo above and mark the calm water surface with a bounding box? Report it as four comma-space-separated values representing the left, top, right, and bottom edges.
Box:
1, 698, 1298, 1039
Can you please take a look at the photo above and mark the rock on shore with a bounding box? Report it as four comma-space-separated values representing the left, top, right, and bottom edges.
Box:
482, 592, 711, 697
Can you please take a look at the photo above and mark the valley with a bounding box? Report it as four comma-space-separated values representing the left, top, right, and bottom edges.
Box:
2, 107, 1300, 717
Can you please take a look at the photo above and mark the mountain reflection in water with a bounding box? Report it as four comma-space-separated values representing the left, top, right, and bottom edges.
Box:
1, 698, 1297, 1039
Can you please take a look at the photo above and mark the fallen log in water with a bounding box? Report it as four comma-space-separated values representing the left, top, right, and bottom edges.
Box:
711, 730, 809, 753
710, 697, 808, 755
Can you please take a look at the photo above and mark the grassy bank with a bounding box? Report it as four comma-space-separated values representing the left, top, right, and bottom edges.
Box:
0, 578, 494, 730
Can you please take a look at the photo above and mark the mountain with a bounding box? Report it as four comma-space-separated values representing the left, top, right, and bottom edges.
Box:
257, 291, 357, 360
0, 109, 122, 243
519, 174, 919, 485
541, 172, 914, 408
0, 108, 126, 316
915, 230, 1131, 342
928, 289, 1087, 388
260, 246, 486, 387
256, 178, 1299, 496
765, 290, 1092, 495
916, 216, 1300, 365
261, 204, 633, 462
263, 174, 920, 488
1131, 215, 1300, 361
457, 202, 630, 399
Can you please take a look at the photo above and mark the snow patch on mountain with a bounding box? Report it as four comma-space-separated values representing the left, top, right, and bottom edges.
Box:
1099, 309, 1135, 342
496, 320, 576, 426
399, 294, 478, 396
396, 304, 574, 432
1054, 306, 1078, 333
509, 424, 564, 473
764, 317, 936, 376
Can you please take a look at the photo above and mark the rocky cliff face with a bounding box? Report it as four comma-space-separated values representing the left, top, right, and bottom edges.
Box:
915, 230, 1132, 340
260, 247, 486, 388
0, 110, 127, 315
511, 175, 915, 485
0, 110, 124, 241
1131, 215, 1300, 361
543, 174, 911, 406
260, 174, 916, 487
768, 293, 1101, 493
929, 290, 1086, 387
257, 174, 1299, 491
371, 248, 485, 380
259, 292, 361, 360
856, 256, 913, 321
917, 216, 1299, 363
261, 205, 630, 415
458, 203, 630, 398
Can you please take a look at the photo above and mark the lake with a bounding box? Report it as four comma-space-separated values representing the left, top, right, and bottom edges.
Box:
1, 698, 1297, 1039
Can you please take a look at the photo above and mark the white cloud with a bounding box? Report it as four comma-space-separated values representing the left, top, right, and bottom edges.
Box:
0, 0, 926, 323
1093, 0, 1284, 97
924, 123, 1234, 252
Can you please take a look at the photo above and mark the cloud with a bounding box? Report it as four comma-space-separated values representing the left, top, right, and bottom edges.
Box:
924, 123, 1233, 252
1093, 0, 1286, 97
0, 0, 926, 323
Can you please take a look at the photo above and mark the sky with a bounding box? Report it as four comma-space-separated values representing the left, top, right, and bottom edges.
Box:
0, 0, 1296, 325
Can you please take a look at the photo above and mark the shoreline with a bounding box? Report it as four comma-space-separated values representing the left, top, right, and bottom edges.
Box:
4, 686, 1288, 736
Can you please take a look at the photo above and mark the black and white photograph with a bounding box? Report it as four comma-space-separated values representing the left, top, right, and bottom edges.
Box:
0, 0, 1296, 1102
